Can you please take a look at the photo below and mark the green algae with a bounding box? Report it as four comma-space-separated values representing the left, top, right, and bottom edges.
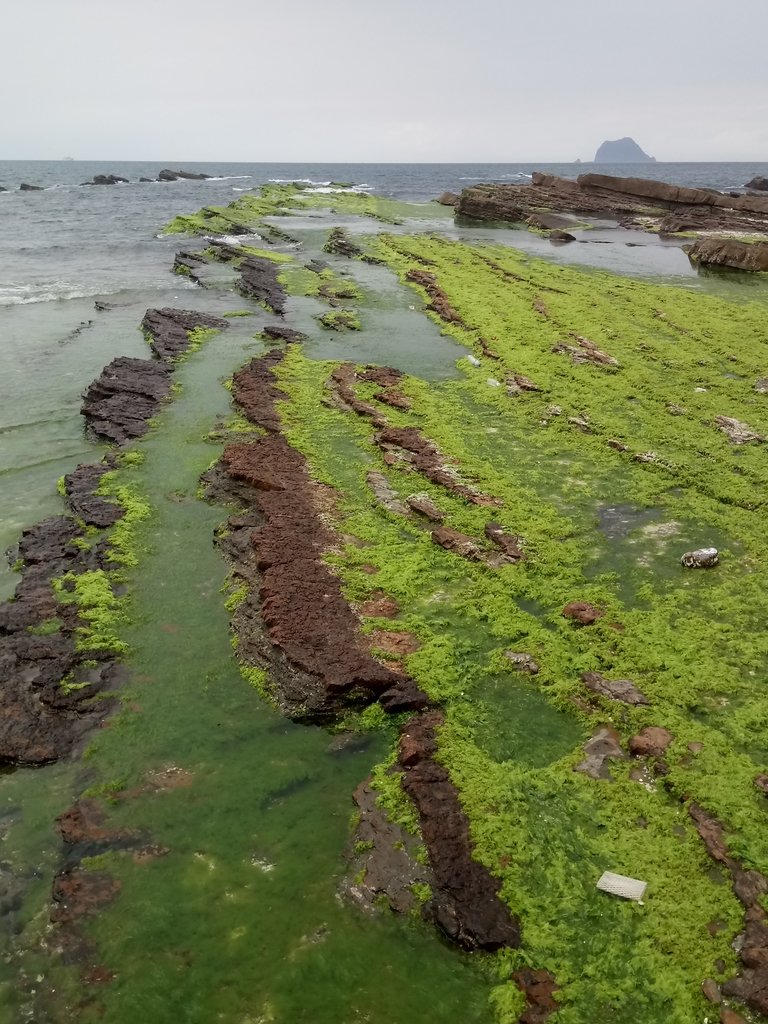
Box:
317, 309, 362, 331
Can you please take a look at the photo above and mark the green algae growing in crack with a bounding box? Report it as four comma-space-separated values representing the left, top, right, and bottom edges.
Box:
273, 274, 768, 1020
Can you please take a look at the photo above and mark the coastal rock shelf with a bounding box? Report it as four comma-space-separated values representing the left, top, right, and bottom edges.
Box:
3, 181, 768, 1024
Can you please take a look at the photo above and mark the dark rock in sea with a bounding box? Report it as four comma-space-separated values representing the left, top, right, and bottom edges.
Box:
435, 192, 460, 206
19, 183, 43, 191
139, 177, 153, 182
323, 227, 364, 258
172, 250, 208, 286
0, 185, 7, 192
341, 779, 433, 915
549, 229, 576, 243
237, 256, 286, 314
527, 212, 572, 230
82, 175, 129, 186
262, 324, 307, 344
81, 356, 173, 444
594, 137, 655, 163
398, 710, 521, 951
685, 237, 768, 273
746, 176, 768, 191
141, 307, 228, 362
64, 463, 124, 529
157, 168, 211, 182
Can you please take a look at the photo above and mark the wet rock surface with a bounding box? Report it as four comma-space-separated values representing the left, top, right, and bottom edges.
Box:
323, 227, 363, 258
158, 168, 211, 181
81, 356, 173, 444
63, 462, 124, 528
681, 547, 719, 569
405, 268, 465, 325
398, 711, 521, 951
141, 307, 228, 362
208, 349, 428, 720
341, 779, 432, 914
237, 256, 286, 313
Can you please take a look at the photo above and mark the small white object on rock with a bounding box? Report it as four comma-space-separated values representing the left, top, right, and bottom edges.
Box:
681, 547, 719, 569
596, 871, 647, 901
486, 377, 501, 387
467, 355, 481, 367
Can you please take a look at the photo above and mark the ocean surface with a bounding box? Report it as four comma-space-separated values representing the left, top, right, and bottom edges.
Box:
0, 160, 766, 598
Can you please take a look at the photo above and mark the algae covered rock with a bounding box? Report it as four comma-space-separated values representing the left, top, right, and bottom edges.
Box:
680, 548, 719, 569
686, 238, 768, 273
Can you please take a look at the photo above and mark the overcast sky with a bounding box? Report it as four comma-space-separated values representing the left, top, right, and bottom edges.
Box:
3, 0, 766, 162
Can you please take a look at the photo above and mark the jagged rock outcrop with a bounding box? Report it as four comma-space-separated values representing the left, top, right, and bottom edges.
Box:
157, 169, 211, 181
746, 176, 768, 191
685, 238, 768, 273
456, 172, 768, 237
594, 137, 655, 163
81, 175, 128, 186
19, 183, 43, 191
80, 357, 173, 444
140, 307, 228, 361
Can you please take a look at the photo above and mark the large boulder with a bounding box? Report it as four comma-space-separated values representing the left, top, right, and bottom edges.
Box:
578, 173, 768, 215
685, 238, 768, 273
746, 176, 768, 191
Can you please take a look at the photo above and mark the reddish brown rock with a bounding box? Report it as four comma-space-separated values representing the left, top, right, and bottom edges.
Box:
359, 594, 400, 619
406, 493, 444, 522
51, 870, 121, 925
370, 630, 421, 657
720, 1008, 748, 1024
405, 269, 465, 325
484, 522, 525, 560
629, 727, 673, 757
431, 526, 483, 560
562, 602, 603, 626
552, 336, 619, 368
701, 978, 721, 1003
513, 967, 560, 1024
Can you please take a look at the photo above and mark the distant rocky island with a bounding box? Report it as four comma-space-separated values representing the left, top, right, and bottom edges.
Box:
594, 137, 655, 162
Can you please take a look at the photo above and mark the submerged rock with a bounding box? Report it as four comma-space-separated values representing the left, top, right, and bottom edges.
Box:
19, 183, 43, 191
681, 548, 719, 569
323, 227, 363, 258
575, 726, 626, 780
504, 652, 540, 674
82, 174, 128, 186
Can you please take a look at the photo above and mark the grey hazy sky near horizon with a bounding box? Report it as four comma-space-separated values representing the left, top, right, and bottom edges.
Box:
3, 0, 766, 162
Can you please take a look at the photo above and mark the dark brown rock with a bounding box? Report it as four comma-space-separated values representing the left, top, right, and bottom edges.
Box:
64, 463, 124, 529
686, 238, 768, 273
406, 493, 444, 522
81, 356, 173, 445
238, 256, 287, 313
141, 307, 228, 361
746, 177, 768, 191
405, 269, 465, 325
19, 183, 44, 191
157, 168, 211, 181
513, 967, 560, 1024
323, 227, 363, 258
398, 712, 520, 951
431, 526, 483, 560
701, 978, 721, 1003
484, 522, 525, 560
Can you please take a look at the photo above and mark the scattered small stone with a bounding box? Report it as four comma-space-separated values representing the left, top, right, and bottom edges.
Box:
484, 522, 525, 560
607, 438, 629, 451
681, 547, 719, 569
694, 386, 709, 393
755, 378, 768, 394
504, 652, 540, 674
562, 601, 603, 626
505, 372, 540, 395
715, 415, 765, 444
406, 493, 444, 522
720, 1009, 747, 1024
581, 671, 649, 706
629, 727, 673, 757
633, 451, 658, 463
575, 725, 625, 779
431, 526, 483, 560
667, 403, 687, 416
701, 979, 721, 1004
568, 415, 591, 432
754, 774, 768, 795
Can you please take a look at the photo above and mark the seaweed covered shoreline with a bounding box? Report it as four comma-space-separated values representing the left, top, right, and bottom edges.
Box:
2, 177, 768, 1023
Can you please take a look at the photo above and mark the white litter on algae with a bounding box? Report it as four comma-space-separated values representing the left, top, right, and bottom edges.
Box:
597, 871, 648, 902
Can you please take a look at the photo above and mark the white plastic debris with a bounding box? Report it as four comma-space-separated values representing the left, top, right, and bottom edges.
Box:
486, 377, 501, 387
467, 355, 481, 367
596, 871, 647, 901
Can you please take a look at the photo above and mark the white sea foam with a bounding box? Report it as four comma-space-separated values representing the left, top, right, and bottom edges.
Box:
204, 233, 263, 245
0, 281, 109, 306
206, 175, 253, 181
268, 178, 332, 186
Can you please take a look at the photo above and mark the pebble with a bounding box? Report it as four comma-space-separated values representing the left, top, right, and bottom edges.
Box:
680, 547, 719, 569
